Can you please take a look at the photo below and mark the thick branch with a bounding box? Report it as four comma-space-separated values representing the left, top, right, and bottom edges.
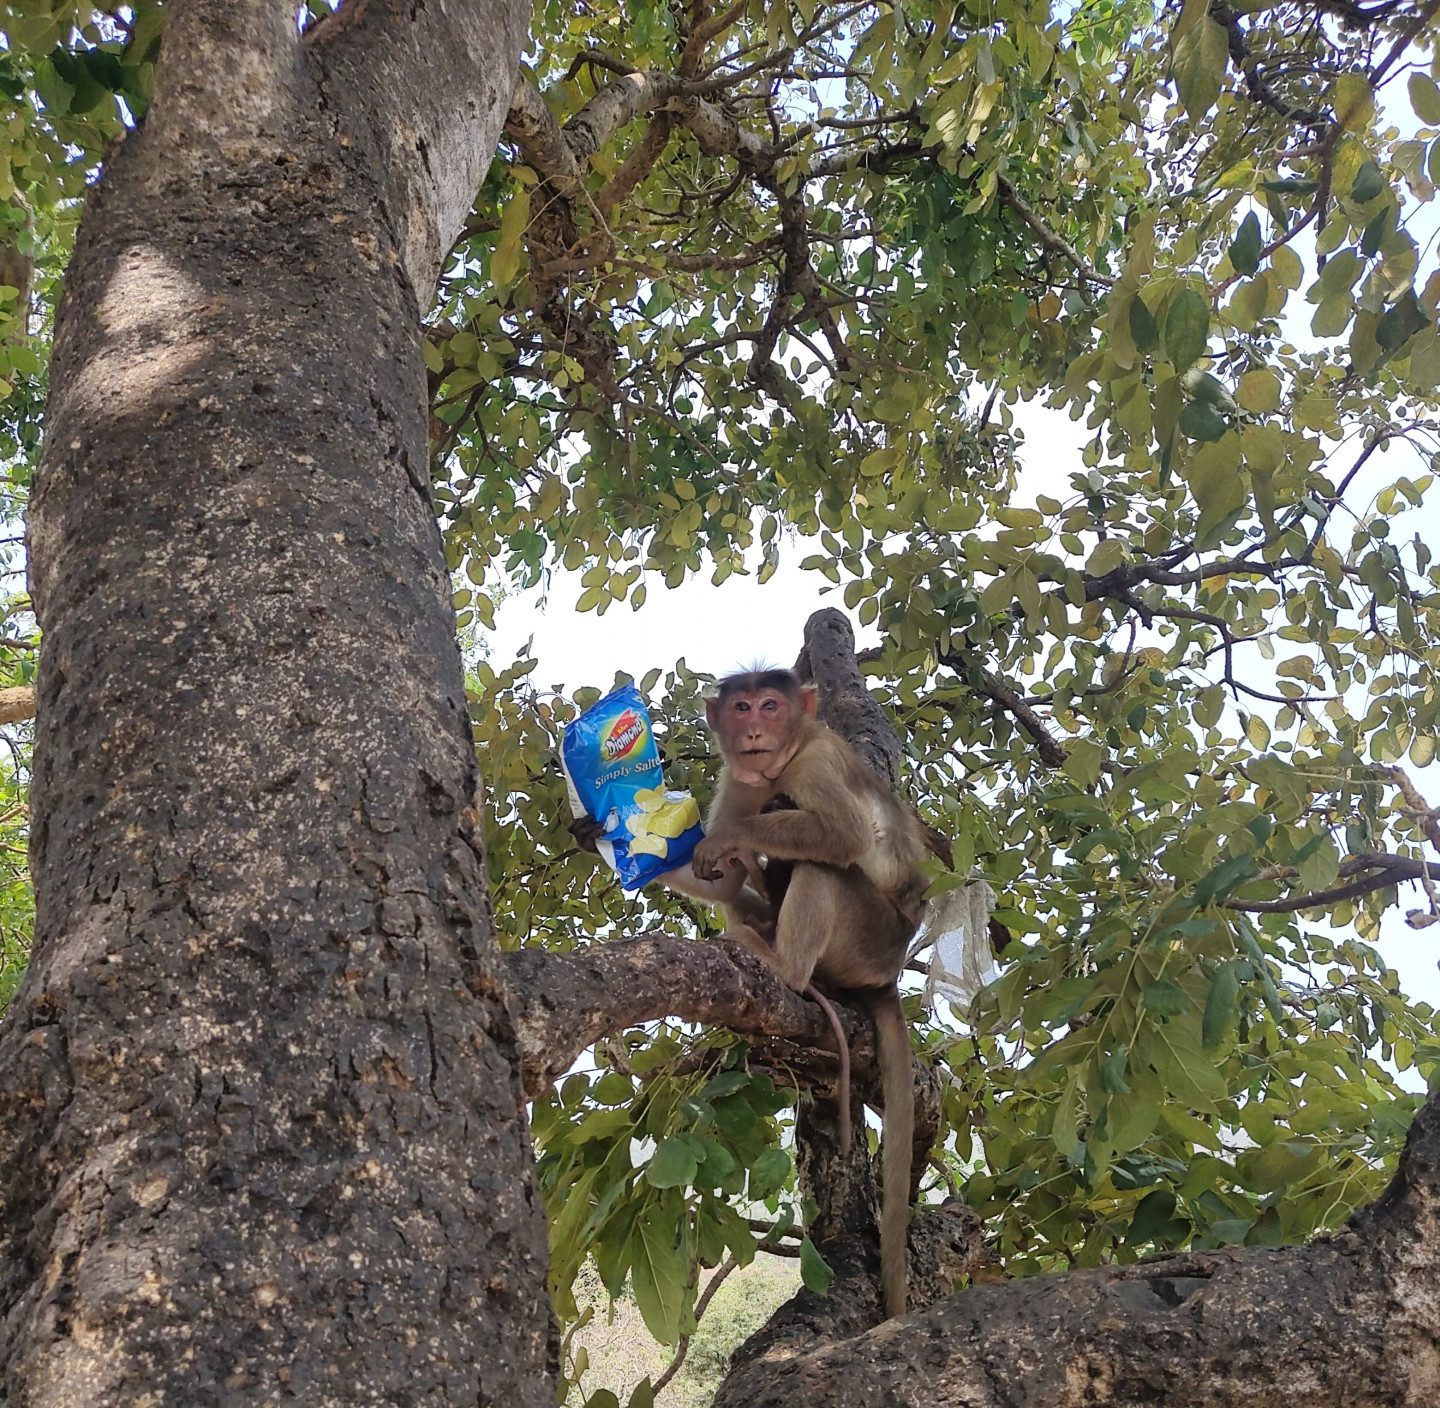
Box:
715, 1087, 1440, 1406
717, 1199, 990, 1381
503, 934, 857, 1098
504, 79, 589, 200
0, 686, 34, 727
797, 608, 901, 785
307, 0, 528, 300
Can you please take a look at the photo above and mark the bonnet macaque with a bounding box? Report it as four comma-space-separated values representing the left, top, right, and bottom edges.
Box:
657, 669, 928, 1319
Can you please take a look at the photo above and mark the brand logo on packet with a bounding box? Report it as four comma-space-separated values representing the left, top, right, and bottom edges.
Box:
602, 708, 647, 762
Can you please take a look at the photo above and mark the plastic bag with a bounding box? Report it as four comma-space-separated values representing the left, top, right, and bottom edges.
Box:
560, 684, 704, 892
922, 877, 1000, 1013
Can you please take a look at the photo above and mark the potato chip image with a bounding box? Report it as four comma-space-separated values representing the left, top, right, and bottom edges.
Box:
628, 833, 669, 858
646, 796, 701, 838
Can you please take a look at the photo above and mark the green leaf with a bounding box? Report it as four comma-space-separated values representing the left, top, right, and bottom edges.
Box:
1203, 963, 1241, 1047
799, 1237, 835, 1295
1171, 14, 1228, 119
1349, 161, 1385, 204
573, 1108, 633, 1143
1164, 289, 1210, 371
695, 1139, 736, 1187
1179, 399, 1226, 442
491, 186, 530, 287
1377, 291, 1429, 353
1128, 1188, 1178, 1241
1236, 369, 1281, 413
1333, 73, 1374, 131
1052, 1075, 1081, 1159
1085, 539, 1127, 576
647, 1136, 700, 1188
1410, 71, 1440, 125
1143, 980, 1190, 1019
1129, 294, 1159, 352
700, 1071, 751, 1101
1229, 212, 1262, 276
593, 1072, 634, 1105
630, 1206, 689, 1344
748, 1146, 791, 1200
1192, 855, 1258, 906
1206, 1217, 1252, 1245
1099, 1044, 1131, 1094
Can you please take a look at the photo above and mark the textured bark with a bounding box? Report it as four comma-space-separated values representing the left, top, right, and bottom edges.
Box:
505, 934, 857, 1099
795, 607, 902, 788
0, 3, 547, 1405
0, 685, 34, 725
706, 1075, 1440, 1408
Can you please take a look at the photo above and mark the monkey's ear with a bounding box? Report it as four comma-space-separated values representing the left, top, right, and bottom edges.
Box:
798, 684, 819, 718
704, 695, 721, 729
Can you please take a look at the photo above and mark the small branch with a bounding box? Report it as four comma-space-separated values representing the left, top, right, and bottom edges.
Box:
1369, 0, 1440, 87
993, 170, 1113, 292
1210, 0, 1330, 125
944, 659, 1071, 765
1221, 850, 1440, 914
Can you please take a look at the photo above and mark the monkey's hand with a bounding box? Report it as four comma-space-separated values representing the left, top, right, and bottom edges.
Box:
691, 832, 749, 883
568, 815, 606, 855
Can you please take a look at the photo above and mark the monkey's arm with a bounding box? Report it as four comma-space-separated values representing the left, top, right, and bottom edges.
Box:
707, 748, 875, 868
657, 859, 749, 904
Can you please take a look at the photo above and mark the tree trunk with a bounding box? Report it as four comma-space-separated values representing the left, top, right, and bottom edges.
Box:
0, 3, 549, 1403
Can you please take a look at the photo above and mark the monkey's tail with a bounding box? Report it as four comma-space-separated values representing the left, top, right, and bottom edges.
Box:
861, 985, 912, 1320
805, 984, 851, 1149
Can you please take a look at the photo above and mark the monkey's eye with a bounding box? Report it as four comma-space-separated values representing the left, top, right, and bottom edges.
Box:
760, 698, 779, 713
733, 700, 751, 714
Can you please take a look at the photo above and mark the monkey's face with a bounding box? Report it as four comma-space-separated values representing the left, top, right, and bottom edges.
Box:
706, 684, 817, 781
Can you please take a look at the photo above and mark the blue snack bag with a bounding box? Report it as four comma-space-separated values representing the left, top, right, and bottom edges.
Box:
561, 684, 704, 892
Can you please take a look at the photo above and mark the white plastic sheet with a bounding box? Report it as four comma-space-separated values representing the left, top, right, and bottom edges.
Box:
921, 878, 1000, 1012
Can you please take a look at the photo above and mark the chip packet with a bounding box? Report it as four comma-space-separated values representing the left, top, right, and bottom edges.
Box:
561, 684, 704, 892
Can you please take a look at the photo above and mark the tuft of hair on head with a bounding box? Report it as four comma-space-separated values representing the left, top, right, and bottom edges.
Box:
715, 666, 802, 700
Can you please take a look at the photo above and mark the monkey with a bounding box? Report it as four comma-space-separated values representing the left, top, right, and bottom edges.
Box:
658, 668, 929, 1320
566, 669, 928, 1317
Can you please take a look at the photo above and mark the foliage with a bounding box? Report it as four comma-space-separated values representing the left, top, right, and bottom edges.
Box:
456, 0, 1440, 1384
3, 0, 1440, 1402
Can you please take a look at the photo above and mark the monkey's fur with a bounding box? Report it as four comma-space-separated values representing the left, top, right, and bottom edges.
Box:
671, 668, 928, 1319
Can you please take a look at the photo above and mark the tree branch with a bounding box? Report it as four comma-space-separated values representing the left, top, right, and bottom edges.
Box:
0, 686, 34, 727
1222, 850, 1440, 914
940, 652, 1070, 767
502, 934, 857, 1099
715, 1093, 1440, 1405
307, 0, 528, 300
993, 169, 1114, 292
